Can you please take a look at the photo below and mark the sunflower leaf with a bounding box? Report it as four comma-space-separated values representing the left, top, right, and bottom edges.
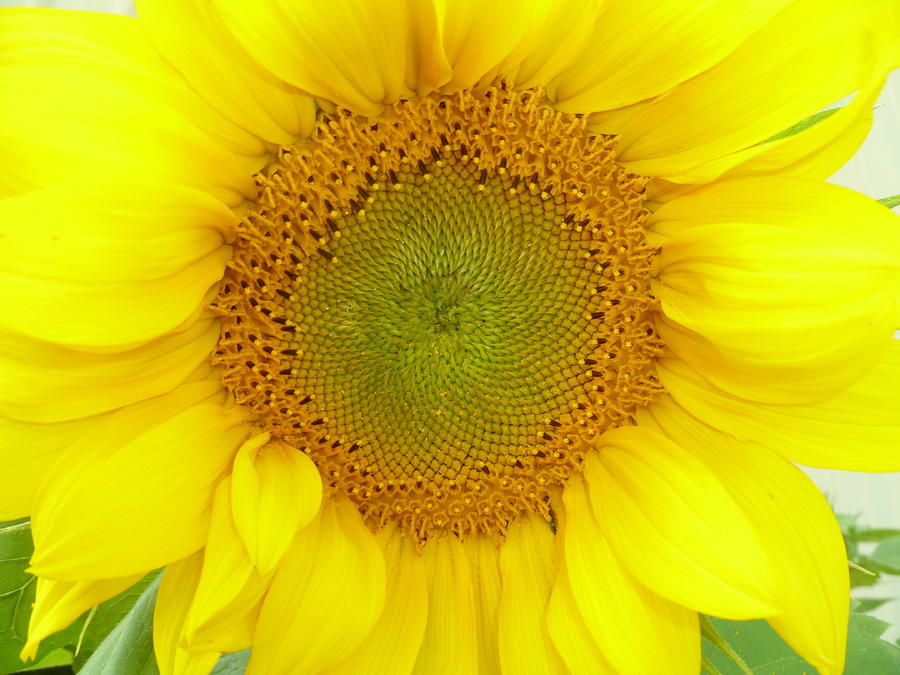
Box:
78, 575, 160, 675
877, 194, 900, 209
870, 535, 900, 575
211, 649, 251, 673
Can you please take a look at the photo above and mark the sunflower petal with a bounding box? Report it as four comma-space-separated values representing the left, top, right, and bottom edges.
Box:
182, 478, 270, 653
413, 534, 479, 674
154, 552, 221, 675
463, 534, 503, 675
21, 574, 143, 661
30, 393, 249, 580
332, 523, 428, 675
641, 396, 850, 674
498, 513, 566, 674
549, 0, 791, 113
249, 498, 385, 674
617, 0, 900, 177
561, 476, 699, 674
0, 8, 255, 204
210, 0, 445, 115
652, 176, 900, 404
584, 428, 779, 618
657, 342, 900, 472
231, 432, 323, 575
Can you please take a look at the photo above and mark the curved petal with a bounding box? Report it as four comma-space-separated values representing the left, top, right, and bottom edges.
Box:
210, 0, 448, 115
0, 319, 219, 424
584, 428, 779, 618
498, 513, 566, 674
412, 534, 479, 674
463, 534, 503, 675
154, 553, 221, 675
30, 389, 249, 581
657, 342, 900, 472
22, 573, 144, 661
332, 523, 428, 675
136, 0, 316, 145
249, 498, 385, 674
0, 8, 256, 204
0, 182, 236, 348
548, 0, 791, 113
652, 177, 900, 404
0, 414, 104, 520
561, 476, 699, 674
182, 478, 270, 654
617, 0, 900, 177
231, 432, 323, 575
641, 396, 850, 674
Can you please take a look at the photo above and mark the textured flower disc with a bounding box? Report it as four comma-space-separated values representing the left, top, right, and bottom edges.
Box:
212, 84, 663, 541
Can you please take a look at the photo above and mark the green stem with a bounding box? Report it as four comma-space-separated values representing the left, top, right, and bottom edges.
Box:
700, 616, 754, 675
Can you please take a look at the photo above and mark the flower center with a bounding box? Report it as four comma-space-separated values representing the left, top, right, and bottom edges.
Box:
212, 84, 662, 542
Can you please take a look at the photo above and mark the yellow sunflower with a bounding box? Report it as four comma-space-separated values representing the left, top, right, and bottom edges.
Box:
3, 0, 900, 673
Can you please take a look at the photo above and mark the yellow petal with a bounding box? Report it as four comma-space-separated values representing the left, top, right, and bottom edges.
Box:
436, 0, 551, 92
584, 428, 780, 618
652, 177, 900, 404
231, 432, 323, 575
332, 523, 428, 675
549, 0, 791, 113
0, 318, 219, 424
210, 0, 446, 115
30, 393, 249, 580
510, 0, 602, 90
641, 396, 850, 674
561, 476, 699, 674
154, 552, 221, 675
182, 478, 270, 653
21, 573, 144, 661
0, 8, 255, 204
0, 414, 104, 520
463, 534, 502, 675
617, 0, 900, 177
0, 181, 236, 348
413, 534, 479, 674
498, 513, 566, 674
546, 567, 616, 675
657, 342, 900, 472
249, 498, 385, 674
135, 0, 316, 145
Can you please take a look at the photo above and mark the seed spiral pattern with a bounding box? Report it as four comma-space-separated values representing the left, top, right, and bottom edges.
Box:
212, 83, 663, 542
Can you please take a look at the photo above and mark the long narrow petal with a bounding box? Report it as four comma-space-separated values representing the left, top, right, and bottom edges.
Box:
249, 498, 385, 674
182, 478, 270, 653
617, 0, 900, 177
22, 574, 144, 661
641, 397, 850, 674
498, 513, 566, 673
136, 0, 316, 145
561, 476, 699, 674
463, 534, 503, 675
231, 432, 323, 575
210, 0, 447, 115
412, 534, 479, 674
548, 0, 791, 113
652, 177, 900, 404
154, 553, 220, 675
0, 8, 255, 204
30, 391, 249, 580
657, 343, 900, 472
332, 523, 428, 675
584, 428, 780, 618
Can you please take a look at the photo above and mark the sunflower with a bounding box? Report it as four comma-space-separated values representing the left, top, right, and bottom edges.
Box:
2, 0, 899, 673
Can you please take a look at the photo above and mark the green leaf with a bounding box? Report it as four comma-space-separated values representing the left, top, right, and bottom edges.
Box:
702, 614, 900, 674
870, 535, 900, 575
853, 597, 894, 614
211, 650, 250, 674
78, 576, 160, 675
877, 194, 900, 209
759, 107, 842, 144
854, 527, 900, 543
